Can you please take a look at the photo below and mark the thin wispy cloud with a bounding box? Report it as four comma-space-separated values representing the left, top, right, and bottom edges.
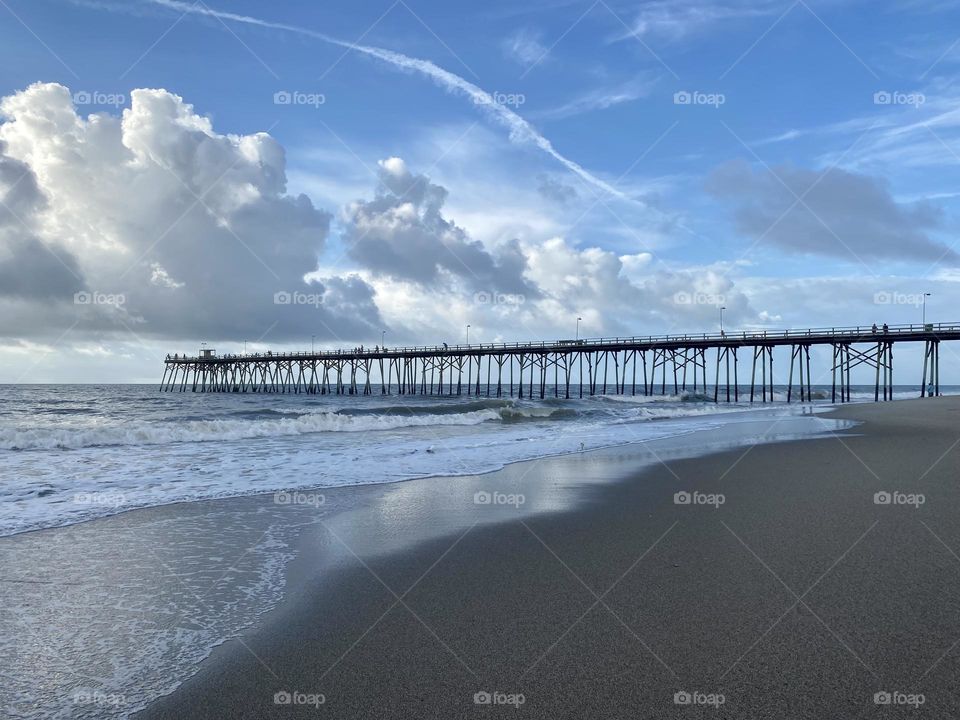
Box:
502, 28, 549, 65
142, 0, 630, 202
614, 0, 782, 43
531, 74, 656, 120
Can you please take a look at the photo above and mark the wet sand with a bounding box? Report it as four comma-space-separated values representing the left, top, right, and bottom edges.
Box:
134, 397, 960, 719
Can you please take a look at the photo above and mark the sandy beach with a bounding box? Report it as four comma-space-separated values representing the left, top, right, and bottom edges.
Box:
121, 397, 960, 719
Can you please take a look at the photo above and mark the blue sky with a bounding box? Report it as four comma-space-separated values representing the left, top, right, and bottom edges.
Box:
1, 0, 960, 380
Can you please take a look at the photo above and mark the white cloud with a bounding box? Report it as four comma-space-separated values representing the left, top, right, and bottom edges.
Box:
0, 82, 382, 344
149, 263, 184, 289
341, 157, 537, 296
619, 0, 782, 43
502, 29, 549, 66
532, 75, 657, 121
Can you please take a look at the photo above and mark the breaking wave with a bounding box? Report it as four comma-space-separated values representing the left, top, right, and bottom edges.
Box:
0, 408, 505, 450
0, 396, 777, 451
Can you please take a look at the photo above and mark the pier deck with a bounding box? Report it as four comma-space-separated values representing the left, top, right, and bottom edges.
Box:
161, 323, 958, 402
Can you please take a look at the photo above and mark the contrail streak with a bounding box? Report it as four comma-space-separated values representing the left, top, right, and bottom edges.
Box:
147, 0, 628, 200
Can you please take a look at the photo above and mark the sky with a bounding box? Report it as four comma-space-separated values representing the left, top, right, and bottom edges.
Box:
1, 0, 960, 382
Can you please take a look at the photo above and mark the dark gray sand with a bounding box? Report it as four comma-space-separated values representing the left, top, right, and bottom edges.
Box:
136, 398, 960, 719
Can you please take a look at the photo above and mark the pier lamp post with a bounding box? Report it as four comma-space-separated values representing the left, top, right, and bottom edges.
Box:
922, 293, 931, 326
311, 335, 315, 353
381, 330, 386, 347
719, 306, 726, 334
466, 324, 471, 345
244, 340, 247, 354
576, 317, 582, 340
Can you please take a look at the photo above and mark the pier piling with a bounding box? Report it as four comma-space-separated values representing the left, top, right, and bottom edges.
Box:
161, 323, 954, 402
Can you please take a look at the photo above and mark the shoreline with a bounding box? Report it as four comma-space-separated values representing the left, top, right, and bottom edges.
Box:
132, 396, 960, 718
0, 399, 837, 539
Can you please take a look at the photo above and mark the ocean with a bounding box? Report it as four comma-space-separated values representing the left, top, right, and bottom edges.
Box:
0, 384, 938, 718
0, 383, 938, 537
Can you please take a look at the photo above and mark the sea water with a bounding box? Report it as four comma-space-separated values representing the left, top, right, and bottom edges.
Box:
0, 383, 935, 718
0, 383, 920, 536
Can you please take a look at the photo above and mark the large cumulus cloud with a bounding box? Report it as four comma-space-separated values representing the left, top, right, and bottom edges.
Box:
0, 82, 382, 343
358, 227, 757, 345
342, 157, 538, 297
334, 157, 758, 342
0, 148, 84, 300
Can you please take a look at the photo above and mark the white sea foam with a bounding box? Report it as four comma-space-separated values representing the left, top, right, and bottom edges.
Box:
0, 508, 304, 720
0, 407, 503, 450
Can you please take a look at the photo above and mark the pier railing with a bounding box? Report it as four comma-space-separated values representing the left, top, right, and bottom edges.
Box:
166, 322, 960, 362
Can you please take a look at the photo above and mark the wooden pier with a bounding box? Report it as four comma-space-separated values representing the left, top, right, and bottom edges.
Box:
161, 323, 956, 402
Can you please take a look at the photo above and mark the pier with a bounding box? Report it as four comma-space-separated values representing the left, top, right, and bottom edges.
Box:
160, 323, 957, 402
